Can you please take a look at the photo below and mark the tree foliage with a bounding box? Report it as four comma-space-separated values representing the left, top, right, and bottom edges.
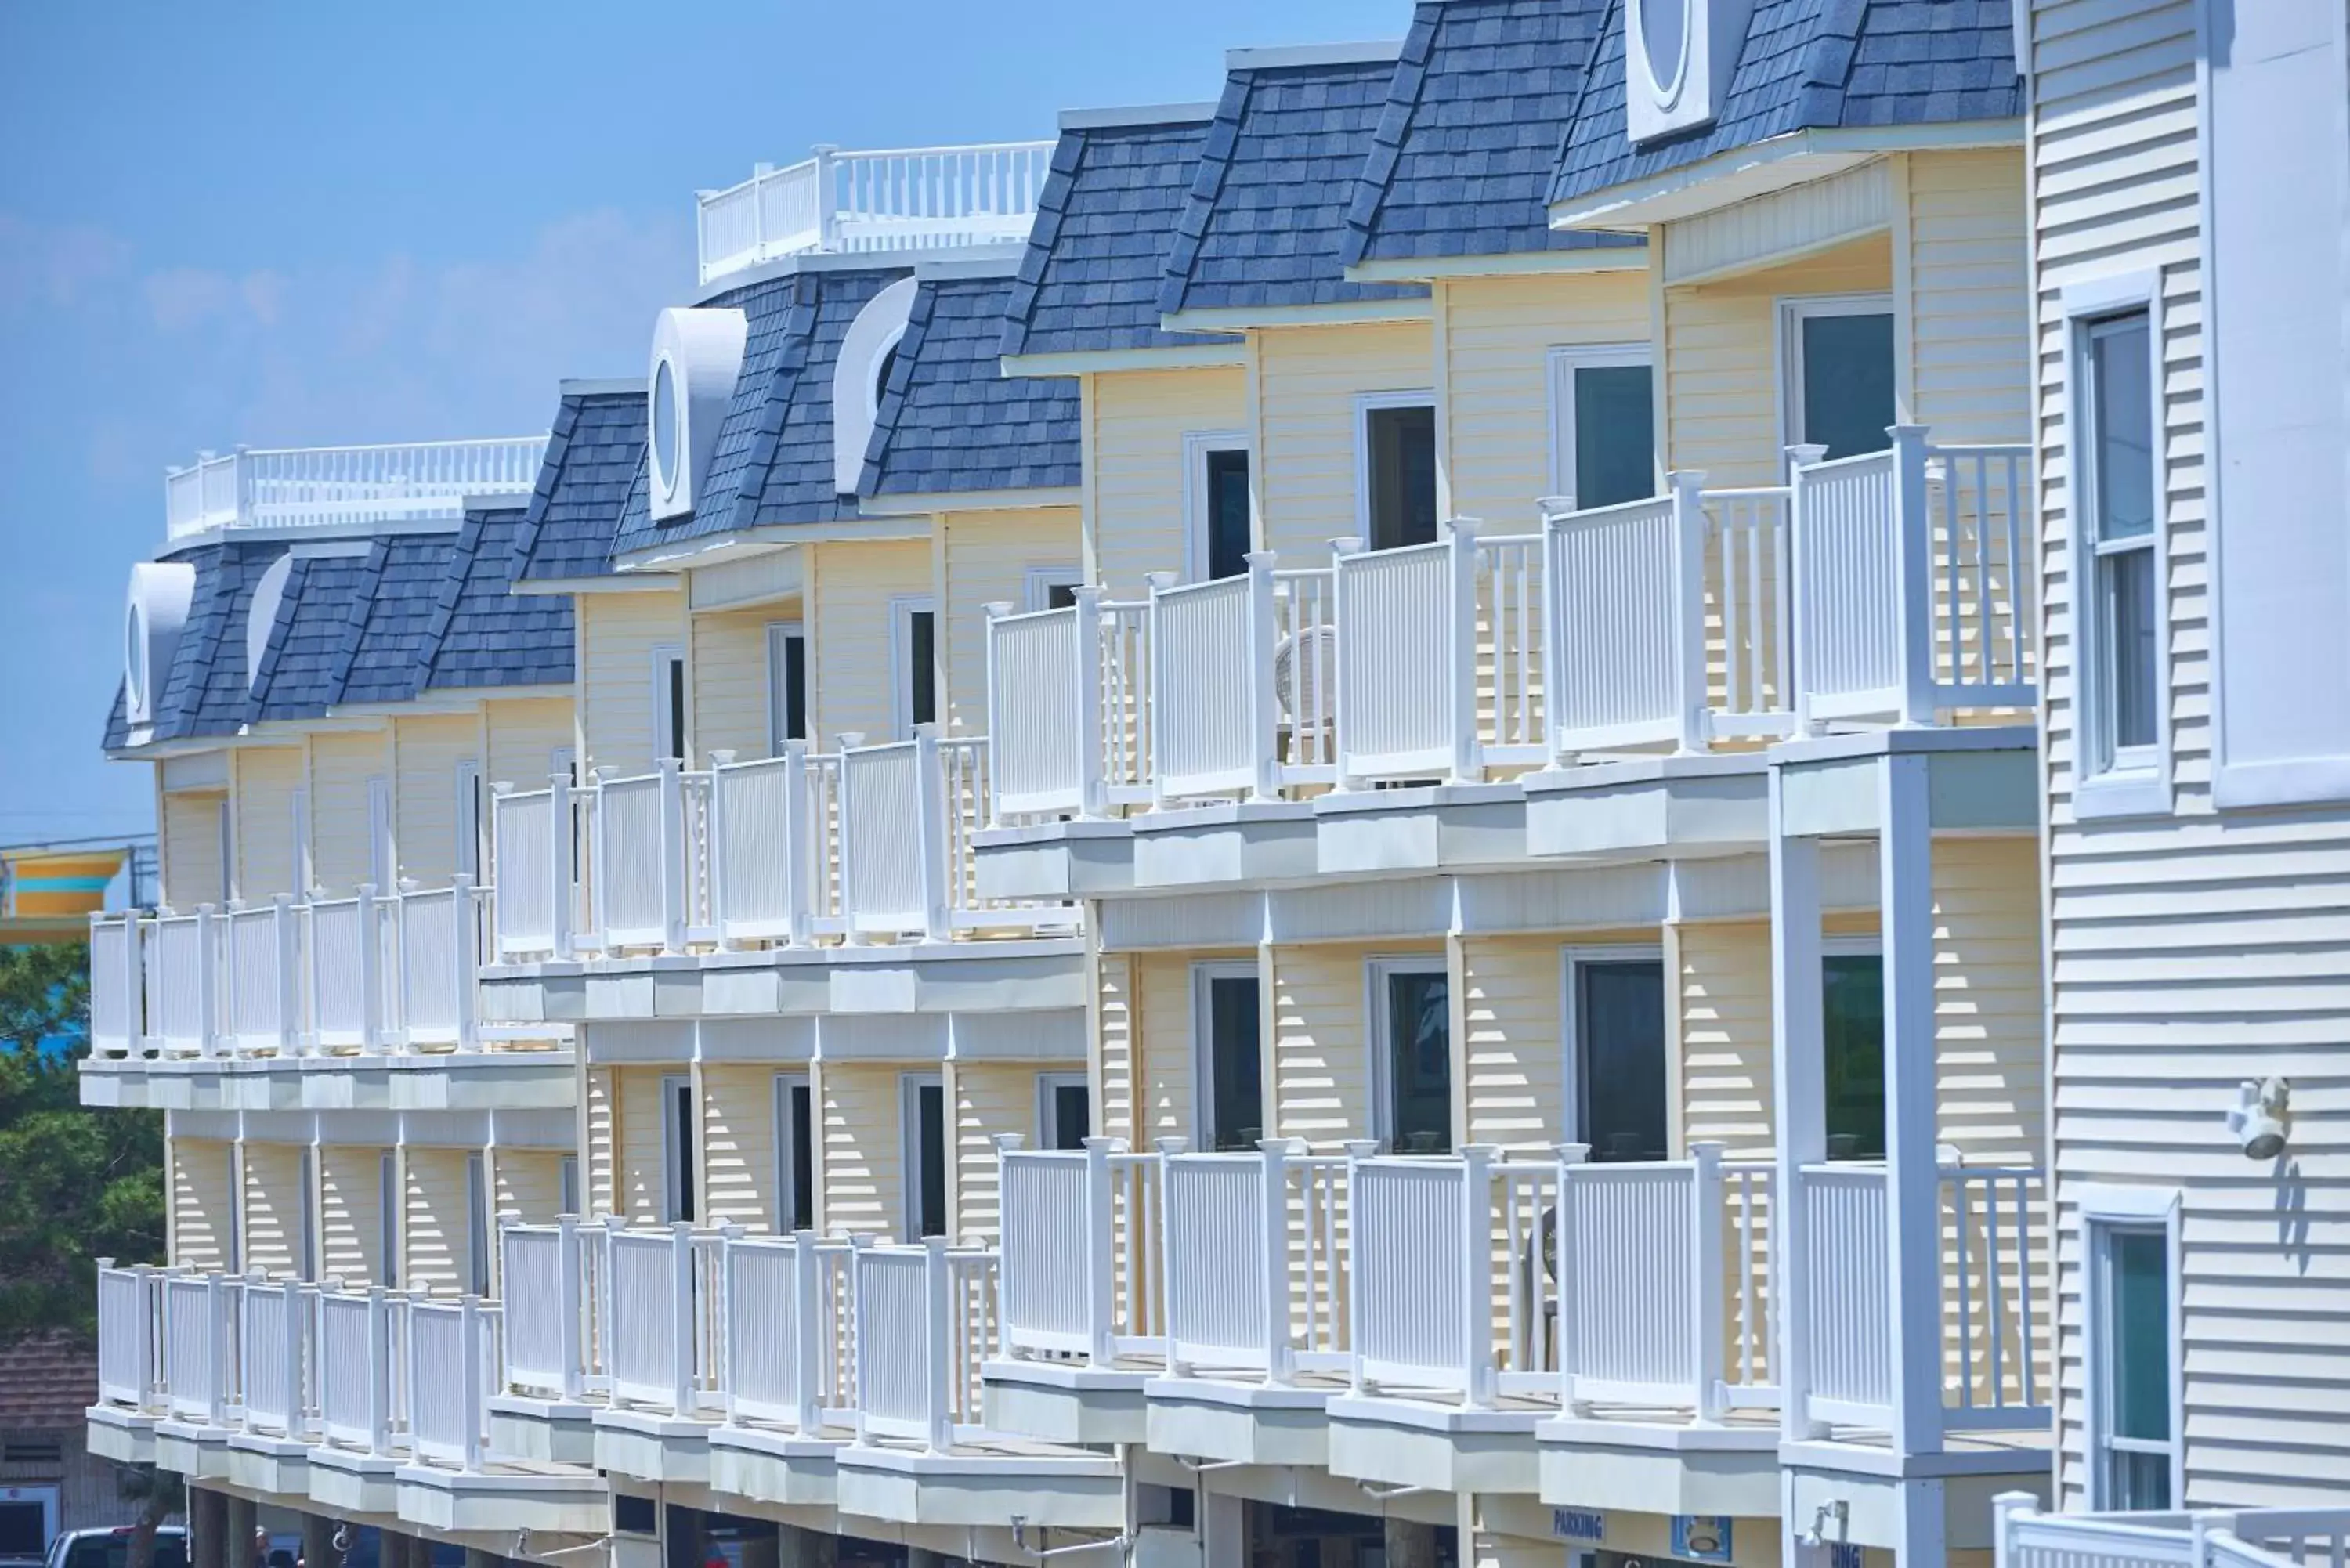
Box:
0, 941, 164, 1339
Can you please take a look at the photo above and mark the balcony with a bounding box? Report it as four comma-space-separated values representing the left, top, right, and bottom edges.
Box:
696, 142, 1055, 287
1995, 1498, 2350, 1568
485, 728, 1076, 966
982, 428, 2034, 833
163, 438, 548, 542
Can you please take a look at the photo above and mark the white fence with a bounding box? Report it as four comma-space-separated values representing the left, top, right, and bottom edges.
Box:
1160, 1143, 1349, 1381
1995, 1498, 2350, 1568
996, 1138, 1165, 1365
164, 438, 545, 540
850, 1240, 998, 1451
96, 1263, 159, 1409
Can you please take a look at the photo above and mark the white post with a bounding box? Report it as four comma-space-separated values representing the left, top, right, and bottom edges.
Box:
922, 1237, 953, 1452
668, 1221, 696, 1417
1342, 1139, 1377, 1392
284, 1279, 306, 1435
1459, 1145, 1497, 1408
1329, 539, 1365, 790
1668, 471, 1711, 755
548, 771, 576, 961
1246, 553, 1282, 802
1889, 425, 1937, 726
1783, 444, 1831, 735
599, 1216, 624, 1400
791, 1231, 822, 1434
913, 724, 952, 942
1263, 1139, 1298, 1386
1082, 1136, 1120, 1366
812, 144, 841, 251
350, 884, 381, 1053
459, 1295, 486, 1471
1689, 1141, 1728, 1422
270, 894, 299, 1055
780, 741, 815, 946
121, 914, 146, 1058
195, 905, 222, 1058
450, 874, 479, 1051
1881, 753, 1943, 1454
555, 1216, 584, 1401
1144, 573, 1179, 811
1554, 1143, 1589, 1413
241, 1270, 266, 1434
1444, 518, 1484, 784
366, 1286, 392, 1457
1990, 1492, 2034, 1568
1072, 589, 1108, 818
1769, 768, 1828, 1440
656, 757, 687, 954
204, 1273, 228, 1426
706, 751, 736, 942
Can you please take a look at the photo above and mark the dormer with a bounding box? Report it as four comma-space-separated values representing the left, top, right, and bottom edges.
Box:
1623, 0, 1755, 145
647, 306, 750, 522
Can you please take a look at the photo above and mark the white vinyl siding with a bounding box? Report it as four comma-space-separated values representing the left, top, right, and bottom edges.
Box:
689, 604, 779, 764
817, 1062, 900, 1238
485, 697, 576, 796
939, 506, 1083, 737
701, 1065, 777, 1231
1254, 321, 1435, 562
231, 747, 303, 901
160, 791, 227, 912
316, 1145, 386, 1288
238, 1142, 304, 1279
1086, 367, 1249, 595
392, 714, 475, 887
307, 731, 391, 896
402, 1147, 468, 1298
809, 539, 931, 748
168, 1139, 234, 1274
578, 590, 689, 779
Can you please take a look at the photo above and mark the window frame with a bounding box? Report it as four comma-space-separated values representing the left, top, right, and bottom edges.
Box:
2062, 271, 2173, 819
1022, 565, 1086, 613
651, 644, 689, 765
1036, 1072, 1092, 1151
1775, 292, 1898, 466
772, 1071, 814, 1234
1365, 954, 1454, 1154
660, 1073, 696, 1225
1181, 430, 1255, 583
2079, 1183, 2184, 1511
898, 1071, 949, 1241
1354, 390, 1441, 552
1189, 960, 1264, 1153
765, 620, 808, 755
889, 594, 940, 740
1546, 343, 1658, 511
1557, 943, 1668, 1158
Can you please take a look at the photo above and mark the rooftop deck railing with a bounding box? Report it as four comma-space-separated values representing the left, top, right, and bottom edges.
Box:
89, 877, 521, 1060
696, 143, 1054, 286
1994, 1498, 2350, 1568
163, 438, 548, 540
982, 426, 2037, 820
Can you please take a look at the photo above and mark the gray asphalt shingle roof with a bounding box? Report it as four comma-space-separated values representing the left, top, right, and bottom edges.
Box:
1550, 0, 2021, 209
862, 273, 1081, 497
1160, 51, 1430, 316
514, 388, 646, 584
424, 504, 573, 692
330, 535, 458, 708
249, 551, 380, 722
1347, 0, 1643, 266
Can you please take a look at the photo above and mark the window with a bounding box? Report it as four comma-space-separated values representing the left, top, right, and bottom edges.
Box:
1024, 566, 1086, 612
1548, 346, 1656, 511
1039, 1074, 1091, 1151
774, 1074, 815, 1233
454, 761, 483, 881
1373, 960, 1452, 1153
1359, 398, 1440, 551
892, 598, 939, 737
1191, 964, 1264, 1152
2085, 1196, 2181, 1511
653, 646, 688, 764
1822, 949, 1885, 1162
0, 1494, 54, 1560
1781, 296, 1896, 461
765, 623, 808, 752
2080, 309, 2160, 782
465, 1151, 490, 1297
1568, 954, 1668, 1162
902, 1075, 948, 1240
559, 1154, 579, 1217
379, 1151, 399, 1288
1184, 434, 1254, 581
663, 1075, 696, 1224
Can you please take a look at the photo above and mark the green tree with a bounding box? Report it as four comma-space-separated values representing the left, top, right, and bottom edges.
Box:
0, 941, 165, 1339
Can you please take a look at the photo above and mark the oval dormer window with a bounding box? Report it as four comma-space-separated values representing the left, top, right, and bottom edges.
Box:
125, 601, 147, 718
1638, 0, 1690, 105
651, 356, 681, 497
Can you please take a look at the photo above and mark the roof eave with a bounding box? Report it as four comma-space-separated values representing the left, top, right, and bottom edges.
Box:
1000, 343, 1252, 377
1160, 298, 1434, 333
1343, 247, 1650, 284
856, 485, 1083, 518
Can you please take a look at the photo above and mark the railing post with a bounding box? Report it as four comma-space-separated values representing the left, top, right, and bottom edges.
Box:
1991, 1492, 2031, 1568
241, 1269, 268, 1433
1689, 1141, 1728, 1423
1144, 574, 1179, 811
269, 894, 299, 1055
1783, 444, 1830, 735
1072, 591, 1108, 818
1342, 1140, 1377, 1392
459, 1295, 486, 1471
451, 874, 479, 1050
349, 883, 378, 1053
1245, 553, 1282, 802
706, 752, 736, 944
1444, 518, 1484, 784
782, 741, 815, 946
913, 724, 953, 943
1889, 425, 1937, 727
1082, 1136, 1121, 1366
204, 1273, 228, 1426
1769, 769, 1828, 1441
1668, 471, 1710, 755
1262, 1139, 1297, 1386
1459, 1145, 1498, 1409
1554, 1143, 1589, 1413
668, 1220, 696, 1417
598, 1216, 624, 1395
555, 1215, 584, 1401
285, 1278, 307, 1436
1329, 540, 1365, 789
548, 771, 576, 961
1880, 752, 1944, 1454
194, 904, 222, 1058
121, 912, 146, 1057
922, 1237, 953, 1452
812, 145, 841, 251
791, 1231, 822, 1434
366, 1286, 392, 1457
656, 758, 688, 954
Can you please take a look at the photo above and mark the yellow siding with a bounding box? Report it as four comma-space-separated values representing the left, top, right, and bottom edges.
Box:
808, 538, 931, 746
1458, 937, 1567, 1154
1676, 921, 1777, 1158
612, 1064, 670, 1227
939, 506, 1082, 736
1255, 320, 1436, 560
1086, 367, 1249, 592
317, 1146, 385, 1287
815, 1061, 900, 1238
580, 588, 688, 778
486, 697, 576, 793
1441, 271, 1652, 526
585, 1065, 616, 1218
1904, 150, 2031, 444
1134, 951, 1217, 1151
170, 1138, 233, 1272
1661, 233, 1893, 483
702, 1065, 778, 1230
1271, 942, 1440, 1151
309, 730, 390, 895
233, 747, 304, 900
392, 714, 475, 887
1097, 953, 1137, 1147
494, 1150, 566, 1226
403, 1147, 468, 1298
239, 1141, 304, 1278
949, 1063, 1044, 1245
1930, 837, 2043, 1166
161, 791, 226, 911
690, 605, 783, 763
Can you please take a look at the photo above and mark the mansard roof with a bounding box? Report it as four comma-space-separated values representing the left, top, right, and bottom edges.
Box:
512, 385, 647, 586
863, 272, 1081, 498
422, 502, 573, 692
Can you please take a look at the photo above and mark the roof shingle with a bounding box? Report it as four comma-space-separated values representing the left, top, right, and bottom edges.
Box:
863, 274, 1082, 497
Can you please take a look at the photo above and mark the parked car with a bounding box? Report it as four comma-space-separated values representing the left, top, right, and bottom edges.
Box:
42, 1527, 187, 1568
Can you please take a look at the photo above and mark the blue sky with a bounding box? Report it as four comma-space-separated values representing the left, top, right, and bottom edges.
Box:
0, 1, 1414, 847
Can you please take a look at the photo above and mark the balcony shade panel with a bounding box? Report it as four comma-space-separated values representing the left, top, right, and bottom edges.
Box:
1549, 0, 2023, 211
512, 388, 649, 587
1346, 0, 1644, 266
861, 274, 1082, 498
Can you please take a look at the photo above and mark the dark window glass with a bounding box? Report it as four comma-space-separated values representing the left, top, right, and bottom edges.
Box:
1799, 312, 1896, 461
916, 1082, 947, 1238
2104, 1227, 2173, 1508
1206, 447, 1253, 580
789, 1083, 815, 1232
0, 1505, 43, 1558
613, 1495, 659, 1536
665, 656, 688, 762
1047, 582, 1081, 610
1365, 404, 1439, 551
1205, 974, 1264, 1151
781, 635, 808, 745
1577, 960, 1668, 1162
908, 611, 937, 730
1823, 955, 1885, 1161
1573, 363, 1657, 510
671, 1081, 697, 1223
1386, 969, 1452, 1154
1051, 1082, 1090, 1151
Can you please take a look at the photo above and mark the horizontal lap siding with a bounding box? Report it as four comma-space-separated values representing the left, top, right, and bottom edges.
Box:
1089, 367, 1248, 593
701, 1064, 777, 1231
317, 1146, 385, 1287
239, 1141, 303, 1278
585, 1065, 616, 1219
691, 604, 776, 764
1907, 150, 2033, 444
942, 506, 1082, 737
1443, 271, 1651, 527
309, 731, 389, 896
612, 1064, 669, 1227
233, 747, 302, 900
170, 1138, 232, 1272
1097, 953, 1137, 1147
815, 1061, 900, 1238
486, 698, 575, 794
161, 789, 226, 911
1256, 321, 1435, 563
1676, 920, 1777, 1158
580, 590, 688, 779
1273, 941, 1429, 1151
393, 714, 474, 887
494, 1150, 565, 1228
1459, 936, 1566, 1154
810, 539, 931, 748
951, 1062, 1041, 1244
402, 1147, 467, 1298
1136, 950, 1221, 1151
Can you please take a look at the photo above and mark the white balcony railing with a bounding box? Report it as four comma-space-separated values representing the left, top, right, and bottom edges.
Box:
696, 143, 1054, 287
89, 878, 511, 1060
163, 438, 547, 541
1995, 1498, 2350, 1568
851, 1239, 997, 1451
995, 1137, 1165, 1365
1160, 1143, 1350, 1382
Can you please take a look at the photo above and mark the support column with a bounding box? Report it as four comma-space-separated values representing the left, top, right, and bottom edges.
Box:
1896, 1476, 1947, 1568
222, 1494, 257, 1568
189, 1489, 227, 1568
1384, 1519, 1440, 1568
299, 1515, 335, 1568
1768, 768, 1827, 1443
463, 1551, 499, 1568
1880, 753, 1944, 1456
773, 1525, 833, 1568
